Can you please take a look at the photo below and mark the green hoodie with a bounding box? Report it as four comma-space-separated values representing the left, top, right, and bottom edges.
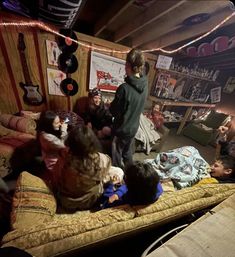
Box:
110, 75, 148, 137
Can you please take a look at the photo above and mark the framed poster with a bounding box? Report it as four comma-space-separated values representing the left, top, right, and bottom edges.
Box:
47, 68, 66, 96
46, 40, 62, 66
210, 86, 221, 103
151, 72, 170, 98
89, 51, 126, 92
223, 77, 235, 94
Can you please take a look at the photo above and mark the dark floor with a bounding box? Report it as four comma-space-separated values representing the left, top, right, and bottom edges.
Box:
133, 127, 215, 165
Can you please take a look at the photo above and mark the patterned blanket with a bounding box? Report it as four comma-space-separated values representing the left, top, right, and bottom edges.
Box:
145, 146, 211, 189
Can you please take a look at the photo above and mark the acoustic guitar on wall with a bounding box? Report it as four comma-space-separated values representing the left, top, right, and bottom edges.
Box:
17, 33, 44, 106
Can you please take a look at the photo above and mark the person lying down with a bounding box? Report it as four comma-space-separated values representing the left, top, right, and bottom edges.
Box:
145, 146, 235, 190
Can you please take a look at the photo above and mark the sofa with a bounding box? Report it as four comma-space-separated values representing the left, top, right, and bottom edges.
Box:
0, 114, 37, 178
1, 171, 235, 257
183, 110, 229, 146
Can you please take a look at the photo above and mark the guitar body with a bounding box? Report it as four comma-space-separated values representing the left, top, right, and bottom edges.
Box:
20, 82, 44, 106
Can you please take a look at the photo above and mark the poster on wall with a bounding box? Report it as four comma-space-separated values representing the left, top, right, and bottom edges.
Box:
156, 55, 173, 70
151, 72, 171, 98
223, 77, 235, 94
46, 40, 62, 66
47, 68, 66, 96
210, 86, 221, 103
89, 51, 126, 92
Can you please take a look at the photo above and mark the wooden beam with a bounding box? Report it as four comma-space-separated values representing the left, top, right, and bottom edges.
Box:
114, 0, 186, 43
139, 7, 235, 52
94, 0, 135, 37
132, 0, 230, 48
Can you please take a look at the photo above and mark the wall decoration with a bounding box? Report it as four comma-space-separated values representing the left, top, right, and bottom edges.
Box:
46, 40, 61, 66
156, 55, 173, 70
47, 68, 66, 96
89, 51, 126, 92
151, 72, 171, 98
223, 77, 235, 94
210, 86, 221, 103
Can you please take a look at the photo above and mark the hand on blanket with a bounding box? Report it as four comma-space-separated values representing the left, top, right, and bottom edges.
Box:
109, 194, 119, 203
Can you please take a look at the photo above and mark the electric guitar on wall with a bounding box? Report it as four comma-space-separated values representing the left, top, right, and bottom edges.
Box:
17, 33, 44, 106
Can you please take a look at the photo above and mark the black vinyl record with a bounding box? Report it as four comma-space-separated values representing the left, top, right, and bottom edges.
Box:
58, 29, 78, 53
58, 53, 78, 74
60, 78, 78, 96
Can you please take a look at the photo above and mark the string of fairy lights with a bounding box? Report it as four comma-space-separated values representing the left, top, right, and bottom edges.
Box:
0, 11, 235, 54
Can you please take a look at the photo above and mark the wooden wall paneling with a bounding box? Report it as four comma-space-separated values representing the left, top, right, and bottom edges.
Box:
32, 28, 48, 110
0, 46, 19, 113
1, 25, 24, 111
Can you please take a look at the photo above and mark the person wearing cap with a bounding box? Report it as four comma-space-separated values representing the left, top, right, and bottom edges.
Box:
110, 48, 148, 169
83, 87, 113, 139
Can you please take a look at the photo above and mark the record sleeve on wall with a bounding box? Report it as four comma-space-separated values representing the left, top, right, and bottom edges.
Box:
47, 68, 66, 96
46, 40, 62, 66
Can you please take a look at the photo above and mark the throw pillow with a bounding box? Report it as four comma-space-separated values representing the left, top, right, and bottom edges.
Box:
11, 171, 56, 230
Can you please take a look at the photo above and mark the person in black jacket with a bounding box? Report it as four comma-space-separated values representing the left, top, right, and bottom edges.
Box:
110, 48, 148, 169
84, 88, 113, 139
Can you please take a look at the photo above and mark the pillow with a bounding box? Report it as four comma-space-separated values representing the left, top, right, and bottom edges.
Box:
0, 114, 36, 135
11, 171, 56, 230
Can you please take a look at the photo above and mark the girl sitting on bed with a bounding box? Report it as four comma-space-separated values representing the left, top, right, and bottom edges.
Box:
144, 102, 164, 130
37, 110, 68, 172
54, 126, 123, 212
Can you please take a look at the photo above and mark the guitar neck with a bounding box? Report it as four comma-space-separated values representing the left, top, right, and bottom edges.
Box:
19, 51, 33, 85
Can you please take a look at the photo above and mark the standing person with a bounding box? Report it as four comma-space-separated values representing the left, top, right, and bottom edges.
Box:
110, 48, 148, 169
37, 110, 68, 172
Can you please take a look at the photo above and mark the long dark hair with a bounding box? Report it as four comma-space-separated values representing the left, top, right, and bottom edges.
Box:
65, 126, 102, 177
37, 110, 61, 138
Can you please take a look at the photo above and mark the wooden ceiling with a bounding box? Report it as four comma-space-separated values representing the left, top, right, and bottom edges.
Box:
73, 0, 235, 50
1, 0, 235, 51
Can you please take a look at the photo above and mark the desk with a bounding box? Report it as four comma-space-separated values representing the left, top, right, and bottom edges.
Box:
144, 193, 235, 257
148, 96, 216, 134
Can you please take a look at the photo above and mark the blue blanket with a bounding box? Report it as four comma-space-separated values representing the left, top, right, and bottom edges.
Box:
145, 146, 211, 189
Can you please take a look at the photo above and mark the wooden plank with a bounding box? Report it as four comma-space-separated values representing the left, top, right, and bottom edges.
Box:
114, 0, 186, 43
133, 0, 231, 48
94, 0, 135, 36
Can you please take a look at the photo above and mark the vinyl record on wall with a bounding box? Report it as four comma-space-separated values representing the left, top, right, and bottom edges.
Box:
58, 29, 78, 53
58, 53, 78, 74
60, 78, 79, 96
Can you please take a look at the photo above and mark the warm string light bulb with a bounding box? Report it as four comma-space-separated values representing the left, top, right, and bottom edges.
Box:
0, 11, 235, 54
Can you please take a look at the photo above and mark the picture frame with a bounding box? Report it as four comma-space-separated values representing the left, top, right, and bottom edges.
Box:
89, 51, 126, 92
46, 40, 62, 66
210, 86, 221, 103
223, 77, 235, 94
47, 68, 66, 96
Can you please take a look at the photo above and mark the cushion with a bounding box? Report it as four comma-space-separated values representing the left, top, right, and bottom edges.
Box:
11, 172, 56, 230
0, 114, 36, 135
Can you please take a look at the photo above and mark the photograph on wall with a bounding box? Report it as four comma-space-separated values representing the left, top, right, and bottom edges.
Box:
89, 51, 126, 92
47, 68, 66, 96
151, 72, 170, 98
210, 86, 221, 103
223, 77, 235, 94
46, 40, 62, 66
